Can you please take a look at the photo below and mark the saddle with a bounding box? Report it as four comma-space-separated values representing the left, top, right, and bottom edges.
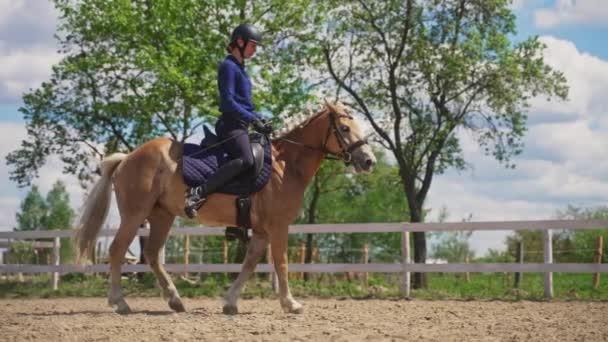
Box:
182, 126, 272, 232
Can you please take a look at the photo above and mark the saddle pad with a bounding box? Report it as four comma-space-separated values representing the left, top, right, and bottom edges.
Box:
181, 140, 272, 195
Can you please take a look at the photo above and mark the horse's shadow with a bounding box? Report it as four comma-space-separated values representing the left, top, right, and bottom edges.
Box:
16, 309, 175, 317
15, 307, 255, 317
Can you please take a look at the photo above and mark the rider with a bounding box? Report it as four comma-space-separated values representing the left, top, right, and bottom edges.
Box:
185, 23, 272, 219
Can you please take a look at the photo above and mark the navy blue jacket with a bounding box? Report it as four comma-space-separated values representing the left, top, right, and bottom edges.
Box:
217, 55, 260, 126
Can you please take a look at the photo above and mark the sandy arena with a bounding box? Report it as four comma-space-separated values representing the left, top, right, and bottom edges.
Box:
1, 297, 607, 341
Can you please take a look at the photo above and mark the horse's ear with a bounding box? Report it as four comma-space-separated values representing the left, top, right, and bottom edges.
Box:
324, 98, 336, 112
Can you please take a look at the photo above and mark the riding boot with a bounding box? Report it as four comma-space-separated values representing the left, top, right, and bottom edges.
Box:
184, 159, 245, 218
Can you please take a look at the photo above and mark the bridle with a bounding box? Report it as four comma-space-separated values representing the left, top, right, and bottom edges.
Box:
277, 111, 369, 164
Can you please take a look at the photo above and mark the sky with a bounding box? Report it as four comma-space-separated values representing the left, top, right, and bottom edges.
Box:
1, 0, 607, 256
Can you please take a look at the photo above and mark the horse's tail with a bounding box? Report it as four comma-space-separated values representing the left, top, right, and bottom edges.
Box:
74, 153, 128, 264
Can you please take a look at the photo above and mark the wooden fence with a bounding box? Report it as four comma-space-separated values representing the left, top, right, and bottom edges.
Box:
1, 219, 607, 297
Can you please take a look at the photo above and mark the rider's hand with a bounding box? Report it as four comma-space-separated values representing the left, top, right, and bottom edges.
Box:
252, 118, 273, 135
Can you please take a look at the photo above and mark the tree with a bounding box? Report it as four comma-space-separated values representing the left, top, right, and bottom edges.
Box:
554, 205, 608, 263
46, 181, 76, 262
296, 150, 410, 275
45, 180, 75, 230
14, 181, 76, 262
15, 186, 47, 231
430, 231, 474, 263
316, 0, 568, 288
430, 210, 474, 263
6, 0, 326, 187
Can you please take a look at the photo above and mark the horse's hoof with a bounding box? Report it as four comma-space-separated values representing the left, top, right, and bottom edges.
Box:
115, 303, 132, 315
289, 306, 304, 314
169, 298, 186, 313
223, 304, 238, 315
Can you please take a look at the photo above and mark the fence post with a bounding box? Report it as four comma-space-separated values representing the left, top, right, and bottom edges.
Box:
299, 241, 306, 280
401, 229, 411, 297
593, 235, 604, 289
183, 235, 190, 276
464, 255, 470, 283
52, 237, 60, 291
159, 245, 166, 265
514, 241, 523, 288
362, 244, 369, 287
544, 229, 553, 298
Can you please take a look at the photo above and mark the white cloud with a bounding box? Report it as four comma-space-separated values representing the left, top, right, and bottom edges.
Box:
0, 0, 58, 46
0, 121, 27, 230
535, 0, 608, 28
0, 0, 25, 27
0, 46, 62, 103
510, 0, 544, 10
427, 35, 608, 255
0, 121, 93, 231
526, 36, 608, 125
0, 0, 61, 103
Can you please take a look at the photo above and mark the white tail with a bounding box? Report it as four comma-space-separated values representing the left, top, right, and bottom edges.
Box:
74, 153, 127, 263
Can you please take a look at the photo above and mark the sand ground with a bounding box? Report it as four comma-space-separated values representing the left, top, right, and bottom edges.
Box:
1, 297, 607, 341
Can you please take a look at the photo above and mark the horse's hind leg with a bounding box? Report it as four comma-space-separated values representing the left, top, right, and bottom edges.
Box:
144, 207, 185, 312
108, 214, 146, 314
223, 232, 268, 315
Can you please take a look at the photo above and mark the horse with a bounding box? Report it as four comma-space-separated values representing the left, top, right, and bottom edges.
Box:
74, 101, 376, 315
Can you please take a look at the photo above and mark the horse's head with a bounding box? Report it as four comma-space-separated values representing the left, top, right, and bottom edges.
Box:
322, 101, 376, 172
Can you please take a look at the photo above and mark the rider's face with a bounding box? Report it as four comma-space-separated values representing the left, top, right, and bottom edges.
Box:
237, 39, 257, 59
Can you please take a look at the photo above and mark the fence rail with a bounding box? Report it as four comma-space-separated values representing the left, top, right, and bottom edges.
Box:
1, 219, 607, 297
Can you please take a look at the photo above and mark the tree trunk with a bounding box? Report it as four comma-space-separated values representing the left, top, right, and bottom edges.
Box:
303, 176, 321, 282
410, 202, 427, 289
304, 233, 314, 281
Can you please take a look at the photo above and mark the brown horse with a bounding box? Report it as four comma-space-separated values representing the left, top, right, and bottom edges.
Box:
74, 101, 376, 315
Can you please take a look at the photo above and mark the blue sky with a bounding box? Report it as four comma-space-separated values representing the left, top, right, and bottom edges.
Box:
1, 0, 607, 256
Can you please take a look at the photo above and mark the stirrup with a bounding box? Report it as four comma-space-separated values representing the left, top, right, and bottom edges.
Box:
225, 227, 249, 244
184, 187, 206, 219
184, 198, 206, 219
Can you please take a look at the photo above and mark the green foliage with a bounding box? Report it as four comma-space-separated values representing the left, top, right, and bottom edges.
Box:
8, 241, 35, 264
13, 181, 76, 263
503, 205, 608, 263
430, 231, 474, 262
3, 273, 607, 300
319, 0, 568, 215
317, 0, 568, 280
293, 151, 409, 264
7, 0, 325, 187
15, 186, 47, 231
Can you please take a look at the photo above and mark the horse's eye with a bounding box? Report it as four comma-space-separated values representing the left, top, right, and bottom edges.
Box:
340, 125, 350, 133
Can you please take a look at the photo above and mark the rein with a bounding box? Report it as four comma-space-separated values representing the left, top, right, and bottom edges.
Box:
275, 111, 369, 164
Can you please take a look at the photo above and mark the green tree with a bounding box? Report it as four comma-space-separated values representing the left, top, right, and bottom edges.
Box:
297, 150, 409, 269
317, 0, 568, 288
501, 204, 608, 263
14, 181, 76, 263
430, 231, 474, 263
45, 181, 74, 230
15, 186, 47, 231
554, 205, 608, 263
46, 181, 76, 262
7, 0, 327, 187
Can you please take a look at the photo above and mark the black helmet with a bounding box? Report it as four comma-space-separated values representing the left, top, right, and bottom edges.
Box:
230, 24, 262, 46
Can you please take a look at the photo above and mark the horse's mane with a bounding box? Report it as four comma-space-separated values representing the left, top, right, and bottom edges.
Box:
271, 104, 328, 141
272, 102, 346, 140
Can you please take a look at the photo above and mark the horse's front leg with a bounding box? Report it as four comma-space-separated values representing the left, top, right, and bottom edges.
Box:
270, 227, 303, 314
223, 232, 268, 315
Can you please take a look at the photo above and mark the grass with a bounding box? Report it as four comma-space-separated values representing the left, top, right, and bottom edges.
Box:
1, 272, 607, 301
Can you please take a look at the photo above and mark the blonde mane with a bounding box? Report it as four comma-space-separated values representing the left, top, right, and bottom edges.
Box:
271, 101, 350, 140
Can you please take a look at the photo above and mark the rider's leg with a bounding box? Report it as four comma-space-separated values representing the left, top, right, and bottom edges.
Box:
185, 127, 254, 218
